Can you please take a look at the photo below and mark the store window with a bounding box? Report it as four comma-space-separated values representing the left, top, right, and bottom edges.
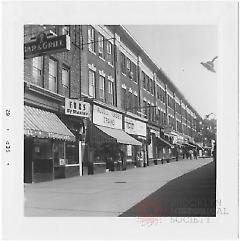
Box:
99, 75, 105, 101
88, 25, 95, 52
88, 69, 96, 98
98, 34, 104, 59
62, 67, 70, 97
49, 58, 58, 93
66, 142, 77, 164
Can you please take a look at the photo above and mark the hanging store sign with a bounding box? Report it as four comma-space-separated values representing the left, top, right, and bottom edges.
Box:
125, 117, 146, 137
65, 98, 90, 118
93, 105, 122, 129
24, 32, 70, 59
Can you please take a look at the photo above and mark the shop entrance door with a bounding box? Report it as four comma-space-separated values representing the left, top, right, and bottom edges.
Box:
24, 137, 33, 183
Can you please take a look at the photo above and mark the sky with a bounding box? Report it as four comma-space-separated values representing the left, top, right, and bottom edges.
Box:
125, 25, 218, 119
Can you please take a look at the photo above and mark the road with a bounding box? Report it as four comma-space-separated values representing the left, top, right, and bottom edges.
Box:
120, 160, 216, 217
24, 158, 214, 217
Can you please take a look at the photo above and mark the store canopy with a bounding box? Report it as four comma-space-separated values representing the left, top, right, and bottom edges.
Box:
157, 136, 174, 148
90, 124, 142, 146
24, 105, 75, 142
183, 143, 196, 148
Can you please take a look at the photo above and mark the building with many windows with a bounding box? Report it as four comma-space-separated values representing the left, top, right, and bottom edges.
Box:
24, 25, 202, 183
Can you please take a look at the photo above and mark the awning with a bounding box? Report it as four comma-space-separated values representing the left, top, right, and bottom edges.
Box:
90, 124, 142, 146
156, 136, 174, 148
24, 105, 75, 142
183, 143, 196, 148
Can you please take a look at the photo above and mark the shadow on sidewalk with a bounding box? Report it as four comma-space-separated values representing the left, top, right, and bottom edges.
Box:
119, 161, 216, 217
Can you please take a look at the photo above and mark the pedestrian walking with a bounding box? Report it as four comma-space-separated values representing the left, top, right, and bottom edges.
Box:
193, 149, 198, 159
189, 149, 193, 160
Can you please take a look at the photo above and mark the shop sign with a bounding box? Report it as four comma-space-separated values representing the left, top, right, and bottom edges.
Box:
149, 129, 160, 138
93, 105, 122, 129
65, 98, 90, 118
125, 117, 146, 137
24, 32, 70, 59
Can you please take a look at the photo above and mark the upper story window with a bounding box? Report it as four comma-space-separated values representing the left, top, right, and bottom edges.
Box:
150, 79, 153, 94
98, 34, 104, 59
107, 80, 113, 106
121, 87, 127, 110
88, 26, 95, 52
142, 72, 146, 89
121, 52, 126, 74
62, 25, 70, 35
126, 58, 131, 73
62, 67, 70, 97
146, 76, 150, 92
131, 63, 137, 82
168, 95, 174, 109
88, 69, 96, 98
48, 58, 58, 93
133, 94, 138, 114
32, 56, 43, 86
106, 41, 113, 65
143, 100, 147, 117
99, 75, 105, 101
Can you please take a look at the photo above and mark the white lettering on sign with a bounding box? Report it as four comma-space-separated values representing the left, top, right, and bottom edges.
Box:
124, 117, 146, 137
65, 98, 90, 118
93, 105, 122, 129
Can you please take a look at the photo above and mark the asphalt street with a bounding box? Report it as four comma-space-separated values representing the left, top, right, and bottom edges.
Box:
120, 160, 216, 217
24, 158, 214, 217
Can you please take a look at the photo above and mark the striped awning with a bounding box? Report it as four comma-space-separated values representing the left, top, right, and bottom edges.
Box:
89, 124, 142, 146
24, 105, 75, 142
157, 136, 174, 148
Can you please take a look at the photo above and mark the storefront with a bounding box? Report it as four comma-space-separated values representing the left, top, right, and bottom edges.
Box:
124, 116, 147, 168
87, 104, 141, 174
24, 105, 76, 183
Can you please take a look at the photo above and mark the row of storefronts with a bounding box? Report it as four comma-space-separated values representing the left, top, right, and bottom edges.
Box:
25, 92, 200, 183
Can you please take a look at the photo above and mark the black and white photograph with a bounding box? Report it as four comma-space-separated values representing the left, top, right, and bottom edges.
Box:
1, 1, 239, 240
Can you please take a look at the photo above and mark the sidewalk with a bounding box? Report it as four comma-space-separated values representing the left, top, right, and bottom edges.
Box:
25, 158, 213, 217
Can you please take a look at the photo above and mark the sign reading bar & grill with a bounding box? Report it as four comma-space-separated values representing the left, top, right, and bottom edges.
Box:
24, 32, 70, 59
65, 98, 90, 118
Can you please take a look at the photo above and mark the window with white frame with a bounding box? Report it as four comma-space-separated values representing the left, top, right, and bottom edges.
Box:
126, 58, 131, 73
106, 41, 113, 65
62, 25, 70, 35
88, 26, 95, 52
98, 34, 104, 59
99, 75, 105, 100
62, 67, 70, 97
107, 80, 113, 105
32, 56, 43, 86
88, 69, 95, 98
49, 58, 58, 93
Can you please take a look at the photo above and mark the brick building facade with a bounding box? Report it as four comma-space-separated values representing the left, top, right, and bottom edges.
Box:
24, 25, 202, 183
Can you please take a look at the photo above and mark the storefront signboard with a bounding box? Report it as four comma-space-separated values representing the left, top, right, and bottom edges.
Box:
125, 117, 146, 137
24, 32, 71, 59
93, 105, 122, 129
65, 98, 90, 118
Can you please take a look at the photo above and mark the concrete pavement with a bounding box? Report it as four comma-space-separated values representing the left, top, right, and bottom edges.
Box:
24, 158, 213, 217
120, 160, 216, 217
